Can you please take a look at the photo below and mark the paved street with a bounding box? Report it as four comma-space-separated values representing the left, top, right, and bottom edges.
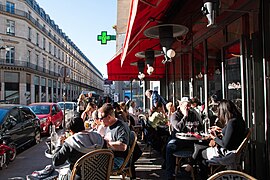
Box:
0, 131, 169, 180
0, 137, 52, 179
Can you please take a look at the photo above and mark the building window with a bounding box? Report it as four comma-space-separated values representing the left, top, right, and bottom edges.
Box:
54, 46, 56, 56
36, 33, 39, 46
6, 20, 15, 35
27, 50, 31, 67
6, 1, 15, 14
43, 58, 46, 72
4, 72, 19, 104
49, 42, 51, 53
58, 49, 60, 59
49, 61, 51, 71
36, 54, 39, 70
43, 37, 46, 50
5, 46, 15, 64
28, 27, 31, 41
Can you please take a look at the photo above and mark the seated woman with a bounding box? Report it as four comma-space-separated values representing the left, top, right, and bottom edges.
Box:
193, 99, 246, 179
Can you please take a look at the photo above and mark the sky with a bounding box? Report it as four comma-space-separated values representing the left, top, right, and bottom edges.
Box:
37, 0, 117, 78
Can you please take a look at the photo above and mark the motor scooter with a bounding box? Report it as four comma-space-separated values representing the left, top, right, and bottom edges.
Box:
0, 138, 16, 169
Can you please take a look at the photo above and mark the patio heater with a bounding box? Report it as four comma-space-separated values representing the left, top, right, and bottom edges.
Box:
144, 24, 189, 64
135, 49, 163, 75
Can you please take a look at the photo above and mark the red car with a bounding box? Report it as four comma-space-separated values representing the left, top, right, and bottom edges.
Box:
29, 103, 63, 135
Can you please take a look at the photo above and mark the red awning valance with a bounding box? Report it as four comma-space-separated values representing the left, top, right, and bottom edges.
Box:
107, 0, 174, 81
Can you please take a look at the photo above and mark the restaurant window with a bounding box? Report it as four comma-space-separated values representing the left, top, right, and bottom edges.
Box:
4, 72, 19, 104
26, 74, 31, 105
34, 76, 40, 102
223, 41, 242, 111
41, 78, 46, 102
6, 19, 15, 35
194, 43, 204, 101
227, 18, 242, 42
5, 46, 15, 64
6, 1, 15, 14
207, 30, 223, 99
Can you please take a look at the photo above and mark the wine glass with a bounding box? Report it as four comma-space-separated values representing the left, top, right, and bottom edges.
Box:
193, 121, 198, 133
186, 122, 193, 133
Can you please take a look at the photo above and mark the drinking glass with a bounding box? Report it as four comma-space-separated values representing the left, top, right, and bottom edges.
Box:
186, 122, 193, 133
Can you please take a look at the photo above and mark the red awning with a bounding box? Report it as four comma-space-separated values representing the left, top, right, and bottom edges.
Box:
107, 0, 174, 81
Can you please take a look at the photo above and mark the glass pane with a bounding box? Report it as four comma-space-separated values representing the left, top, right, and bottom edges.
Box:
224, 41, 242, 111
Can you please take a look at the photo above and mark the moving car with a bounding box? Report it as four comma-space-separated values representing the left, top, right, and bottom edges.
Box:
57, 102, 77, 128
29, 103, 63, 135
0, 104, 41, 152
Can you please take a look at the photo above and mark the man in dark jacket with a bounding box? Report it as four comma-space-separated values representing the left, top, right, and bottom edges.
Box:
166, 97, 203, 180
52, 117, 104, 179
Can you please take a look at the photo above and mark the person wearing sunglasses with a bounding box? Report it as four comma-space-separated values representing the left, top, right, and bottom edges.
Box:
98, 103, 131, 170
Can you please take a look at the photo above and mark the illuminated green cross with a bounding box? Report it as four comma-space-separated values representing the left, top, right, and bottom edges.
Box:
97, 31, 116, 45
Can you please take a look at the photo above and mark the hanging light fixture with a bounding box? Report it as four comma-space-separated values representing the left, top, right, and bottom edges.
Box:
137, 60, 145, 80
144, 24, 189, 64
135, 49, 163, 75
145, 50, 155, 75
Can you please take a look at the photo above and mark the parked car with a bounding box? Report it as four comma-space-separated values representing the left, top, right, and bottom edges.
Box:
57, 102, 77, 128
0, 104, 41, 152
29, 103, 63, 135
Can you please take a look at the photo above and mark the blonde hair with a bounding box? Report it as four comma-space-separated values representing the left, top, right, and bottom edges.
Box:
78, 94, 85, 101
166, 102, 173, 111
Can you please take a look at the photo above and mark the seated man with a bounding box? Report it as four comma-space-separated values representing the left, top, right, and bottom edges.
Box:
52, 116, 104, 179
98, 103, 131, 170
166, 97, 203, 180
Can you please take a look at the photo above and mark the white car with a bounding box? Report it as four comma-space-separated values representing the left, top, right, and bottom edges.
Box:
57, 102, 77, 128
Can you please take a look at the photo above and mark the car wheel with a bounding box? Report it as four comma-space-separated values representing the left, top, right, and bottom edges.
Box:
8, 144, 16, 162
34, 129, 41, 144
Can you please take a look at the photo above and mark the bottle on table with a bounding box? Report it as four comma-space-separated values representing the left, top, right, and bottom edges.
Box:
204, 118, 210, 134
50, 125, 58, 154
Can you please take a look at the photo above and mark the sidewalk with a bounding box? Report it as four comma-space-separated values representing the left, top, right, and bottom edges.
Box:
134, 141, 166, 179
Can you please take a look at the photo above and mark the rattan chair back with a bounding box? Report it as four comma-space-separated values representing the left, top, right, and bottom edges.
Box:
111, 131, 137, 179
70, 149, 114, 180
208, 170, 257, 180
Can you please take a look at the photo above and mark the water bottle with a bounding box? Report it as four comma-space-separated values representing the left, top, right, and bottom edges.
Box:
204, 118, 210, 134
50, 125, 58, 154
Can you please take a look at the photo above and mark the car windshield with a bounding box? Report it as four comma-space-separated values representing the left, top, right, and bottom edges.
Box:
29, 105, 50, 115
58, 103, 73, 110
0, 109, 8, 124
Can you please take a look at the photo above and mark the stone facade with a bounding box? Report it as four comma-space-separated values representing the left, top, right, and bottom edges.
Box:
0, 0, 103, 104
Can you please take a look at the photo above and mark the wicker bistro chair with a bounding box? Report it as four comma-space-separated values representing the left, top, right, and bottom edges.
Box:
207, 128, 252, 175
70, 149, 114, 180
207, 170, 257, 180
111, 131, 137, 180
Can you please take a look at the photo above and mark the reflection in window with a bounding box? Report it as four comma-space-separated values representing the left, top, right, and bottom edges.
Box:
6, 19, 15, 35
5, 46, 15, 64
6, 1, 15, 14
225, 57, 242, 111
5, 82, 19, 104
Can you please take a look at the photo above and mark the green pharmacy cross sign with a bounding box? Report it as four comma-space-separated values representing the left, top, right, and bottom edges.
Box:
97, 31, 116, 45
